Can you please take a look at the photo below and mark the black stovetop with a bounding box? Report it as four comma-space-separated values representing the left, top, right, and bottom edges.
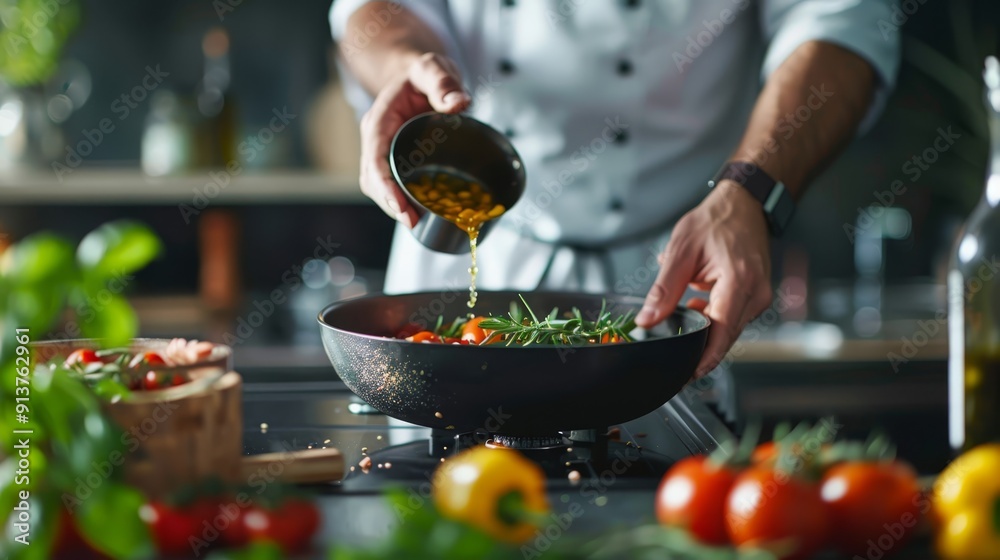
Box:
241, 375, 734, 495
235, 371, 945, 558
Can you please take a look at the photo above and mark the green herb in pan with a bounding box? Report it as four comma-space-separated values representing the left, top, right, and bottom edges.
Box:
477, 295, 636, 346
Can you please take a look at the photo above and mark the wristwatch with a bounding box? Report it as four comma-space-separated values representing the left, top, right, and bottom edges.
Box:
708, 161, 795, 237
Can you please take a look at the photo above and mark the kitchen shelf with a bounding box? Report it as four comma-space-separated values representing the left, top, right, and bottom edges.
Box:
0, 168, 370, 205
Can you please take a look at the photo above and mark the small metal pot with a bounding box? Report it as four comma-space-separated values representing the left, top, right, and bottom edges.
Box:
389, 112, 526, 254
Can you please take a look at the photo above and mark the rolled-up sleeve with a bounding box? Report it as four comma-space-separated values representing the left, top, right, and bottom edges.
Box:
330, 0, 458, 115
760, 0, 901, 132
330, 0, 457, 54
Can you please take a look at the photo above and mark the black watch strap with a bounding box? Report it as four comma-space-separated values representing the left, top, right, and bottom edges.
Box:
708, 161, 795, 236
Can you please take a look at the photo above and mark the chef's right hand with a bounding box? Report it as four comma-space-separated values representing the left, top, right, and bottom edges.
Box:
359, 52, 471, 228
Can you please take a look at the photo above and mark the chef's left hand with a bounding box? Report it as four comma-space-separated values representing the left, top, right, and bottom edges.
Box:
635, 180, 772, 377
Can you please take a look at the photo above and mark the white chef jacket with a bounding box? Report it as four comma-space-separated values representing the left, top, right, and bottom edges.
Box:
330, 0, 900, 298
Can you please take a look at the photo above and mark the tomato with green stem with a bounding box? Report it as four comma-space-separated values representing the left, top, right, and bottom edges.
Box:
725, 467, 829, 560
655, 455, 739, 545
820, 460, 921, 556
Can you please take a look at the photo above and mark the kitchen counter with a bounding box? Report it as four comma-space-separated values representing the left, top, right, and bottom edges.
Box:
311, 490, 941, 559
239, 375, 943, 559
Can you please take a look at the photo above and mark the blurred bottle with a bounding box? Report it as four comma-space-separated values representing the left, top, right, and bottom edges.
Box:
141, 90, 193, 176
195, 27, 238, 167
948, 57, 1000, 452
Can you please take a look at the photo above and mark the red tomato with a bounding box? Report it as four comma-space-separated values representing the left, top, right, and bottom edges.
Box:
242, 499, 320, 553
64, 348, 101, 368
406, 331, 441, 343
170, 373, 187, 387
219, 503, 249, 548
139, 501, 210, 556
461, 316, 490, 344
655, 455, 738, 545
725, 467, 829, 560
820, 461, 921, 556
443, 337, 469, 345
130, 351, 166, 369
143, 371, 160, 391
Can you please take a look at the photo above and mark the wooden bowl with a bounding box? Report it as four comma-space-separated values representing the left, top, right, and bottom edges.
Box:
33, 339, 242, 498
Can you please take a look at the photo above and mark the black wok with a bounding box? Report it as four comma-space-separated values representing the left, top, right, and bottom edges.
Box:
317, 291, 710, 435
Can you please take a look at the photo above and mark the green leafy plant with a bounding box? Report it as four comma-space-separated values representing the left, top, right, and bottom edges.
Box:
0, 0, 81, 86
0, 220, 161, 559
477, 296, 638, 346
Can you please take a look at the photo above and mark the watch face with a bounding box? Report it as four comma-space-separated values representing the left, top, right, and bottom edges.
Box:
766, 183, 796, 236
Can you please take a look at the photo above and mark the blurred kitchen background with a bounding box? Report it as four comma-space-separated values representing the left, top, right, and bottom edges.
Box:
0, 0, 998, 469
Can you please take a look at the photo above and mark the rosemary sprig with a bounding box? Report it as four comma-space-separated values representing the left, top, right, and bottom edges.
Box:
476, 296, 637, 346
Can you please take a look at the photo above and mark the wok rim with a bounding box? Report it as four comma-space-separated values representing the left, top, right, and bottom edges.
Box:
317, 290, 711, 348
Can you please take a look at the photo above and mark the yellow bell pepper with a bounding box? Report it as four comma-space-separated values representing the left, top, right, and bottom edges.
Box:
933, 443, 1000, 559
432, 446, 550, 544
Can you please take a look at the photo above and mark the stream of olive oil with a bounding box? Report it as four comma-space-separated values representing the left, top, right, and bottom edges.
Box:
406, 172, 505, 308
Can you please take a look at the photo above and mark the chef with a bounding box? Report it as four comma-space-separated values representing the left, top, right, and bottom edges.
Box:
330, 0, 899, 375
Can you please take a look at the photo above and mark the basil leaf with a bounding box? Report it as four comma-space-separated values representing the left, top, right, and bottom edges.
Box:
76, 220, 162, 278
78, 294, 137, 347
76, 482, 152, 559
4, 233, 76, 286
92, 378, 132, 402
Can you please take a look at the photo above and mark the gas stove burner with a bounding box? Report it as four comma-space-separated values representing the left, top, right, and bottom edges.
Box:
486, 434, 565, 450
